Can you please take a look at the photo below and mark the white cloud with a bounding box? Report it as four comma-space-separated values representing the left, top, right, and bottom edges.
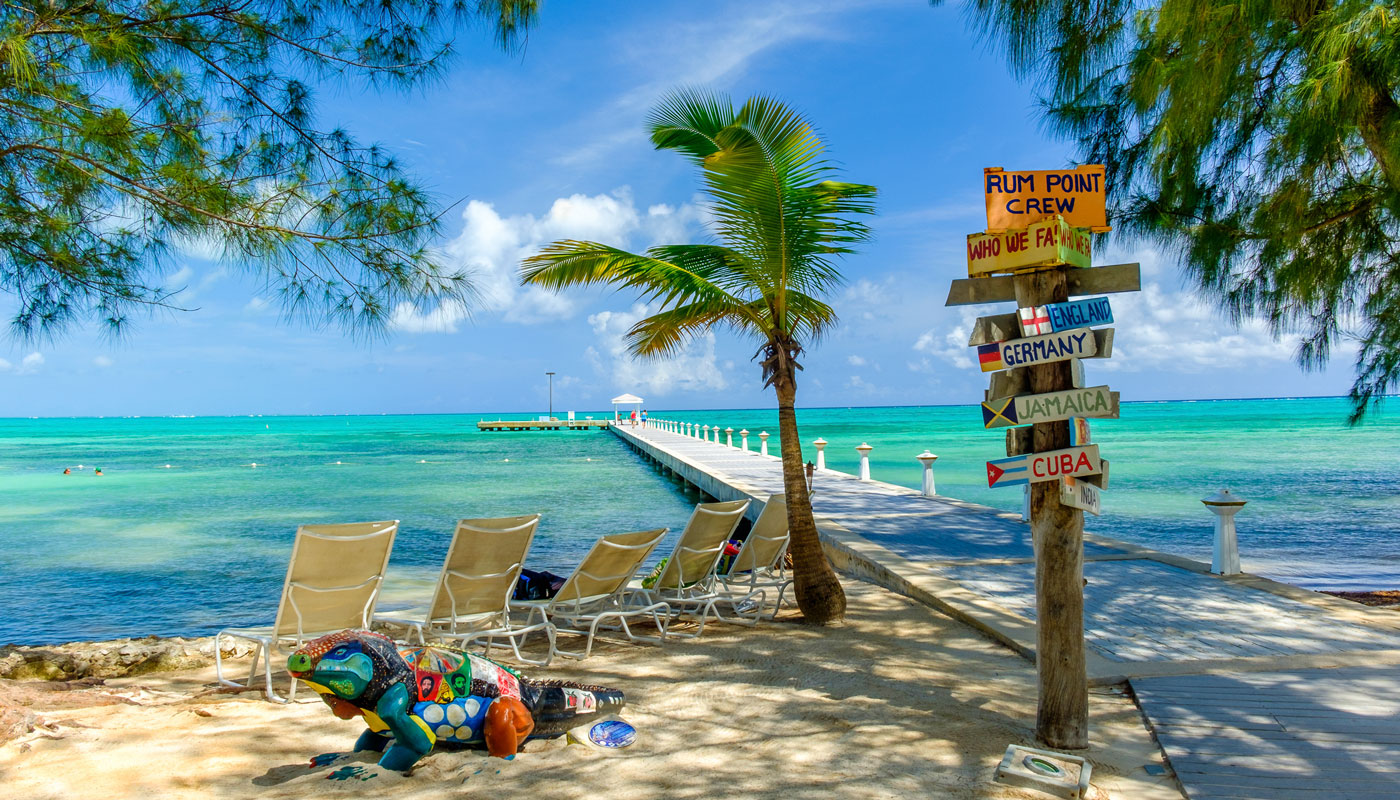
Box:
845, 374, 881, 394
847, 354, 867, 366
243, 296, 272, 314
93, 356, 114, 368
4, 351, 45, 375
913, 305, 990, 370
586, 303, 727, 395
391, 191, 705, 333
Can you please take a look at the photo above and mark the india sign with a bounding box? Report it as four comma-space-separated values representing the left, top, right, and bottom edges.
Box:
1059, 476, 1102, 516
976, 327, 1100, 372
966, 216, 1091, 277
980, 385, 1119, 429
984, 165, 1108, 232
986, 444, 1101, 488
1044, 296, 1112, 332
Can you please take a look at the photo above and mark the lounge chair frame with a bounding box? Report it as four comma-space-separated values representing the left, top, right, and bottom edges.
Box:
215, 520, 398, 702
378, 515, 555, 666
718, 494, 793, 620
512, 528, 671, 660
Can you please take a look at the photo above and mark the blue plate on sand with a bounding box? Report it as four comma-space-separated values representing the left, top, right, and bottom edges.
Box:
587, 719, 636, 749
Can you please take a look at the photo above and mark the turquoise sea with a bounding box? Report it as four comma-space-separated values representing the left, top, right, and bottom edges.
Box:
1, 397, 1396, 645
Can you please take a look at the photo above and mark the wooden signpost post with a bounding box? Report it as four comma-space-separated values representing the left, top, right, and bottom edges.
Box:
945, 162, 1139, 751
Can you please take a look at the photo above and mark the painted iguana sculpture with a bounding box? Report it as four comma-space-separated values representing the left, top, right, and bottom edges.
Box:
288, 630, 624, 771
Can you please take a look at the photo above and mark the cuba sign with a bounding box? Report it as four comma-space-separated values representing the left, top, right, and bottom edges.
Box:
966, 216, 1092, 277
986, 444, 1101, 489
976, 327, 1099, 372
984, 165, 1108, 232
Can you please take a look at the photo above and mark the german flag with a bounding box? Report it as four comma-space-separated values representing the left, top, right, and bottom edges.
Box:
977, 343, 1004, 372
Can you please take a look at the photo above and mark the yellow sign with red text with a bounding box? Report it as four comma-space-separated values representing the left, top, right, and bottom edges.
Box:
984, 165, 1108, 232
966, 216, 1091, 277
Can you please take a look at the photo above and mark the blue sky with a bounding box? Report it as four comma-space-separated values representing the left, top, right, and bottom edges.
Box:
0, 0, 1360, 417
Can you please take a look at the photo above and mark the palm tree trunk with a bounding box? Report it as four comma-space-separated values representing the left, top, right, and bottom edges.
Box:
773, 368, 846, 625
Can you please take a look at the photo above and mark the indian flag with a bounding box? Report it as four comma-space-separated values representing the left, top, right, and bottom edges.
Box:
977, 343, 1004, 372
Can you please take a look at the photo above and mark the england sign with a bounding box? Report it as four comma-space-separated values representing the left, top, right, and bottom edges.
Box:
976, 327, 1099, 372
984, 165, 1108, 232
986, 444, 1101, 488
980, 386, 1119, 429
1059, 476, 1102, 516
1044, 296, 1112, 332
966, 216, 1091, 277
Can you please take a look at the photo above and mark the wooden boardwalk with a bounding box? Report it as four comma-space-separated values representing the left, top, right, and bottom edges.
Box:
611, 422, 1400, 800
477, 419, 611, 431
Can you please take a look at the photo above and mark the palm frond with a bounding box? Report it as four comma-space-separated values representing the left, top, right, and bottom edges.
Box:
647, 87, 735, 165
624, 299, 758, 358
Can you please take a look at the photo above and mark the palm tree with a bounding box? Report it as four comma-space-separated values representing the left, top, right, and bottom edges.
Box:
519, 89, 875, 625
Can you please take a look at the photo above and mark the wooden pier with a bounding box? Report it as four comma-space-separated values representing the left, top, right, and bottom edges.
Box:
476, 419, 612, 432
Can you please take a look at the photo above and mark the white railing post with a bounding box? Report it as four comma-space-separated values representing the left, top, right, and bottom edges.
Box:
759, 431, 770, 456
740, 429, 749, 451
856, 443, 873, 481
725, 427, 734, 447
814, 438, 828, 470
712, 423, 719, 444
702, 424, 709, 442
1203, 489, 1247, 576
916, 450, 938, 497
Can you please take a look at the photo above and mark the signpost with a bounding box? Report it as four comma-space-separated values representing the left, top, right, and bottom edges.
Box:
977, 327, 1100, 372
967, 216, 1092, 276
1044, 297, 1113, 331
946, 163, 1139, 752
984, 165, 1108, 232
1059, 476, 1101, 516
985, 444, 1102, 488
980, 386, 1119, 429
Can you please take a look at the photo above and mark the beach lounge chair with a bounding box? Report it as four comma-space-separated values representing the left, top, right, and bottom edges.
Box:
374, 515, 555, 666
640, 499, 762, 638
718, 494, 792, 619
511, 528, 671, 660
215, 520, 398, 702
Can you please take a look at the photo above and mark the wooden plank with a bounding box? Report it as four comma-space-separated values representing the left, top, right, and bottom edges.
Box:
1044, 296, 1113, 331
982, 386, 1118, 429
966, 216, 1091, 276
968, 312, 1020, 346
984, 165, 1108, 232
1060, 476, 1101, 516
986, 444, 1101, 488
1082, 458, 1109, 489
986, 359, 1085, 402
945, 263, 1140, 306
977, 328, 1099, 372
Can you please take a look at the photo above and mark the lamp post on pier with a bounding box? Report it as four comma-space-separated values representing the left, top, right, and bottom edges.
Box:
545, 372, 555, 420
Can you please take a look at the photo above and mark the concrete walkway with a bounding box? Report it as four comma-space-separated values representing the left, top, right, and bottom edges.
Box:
613, 422, 1400, 798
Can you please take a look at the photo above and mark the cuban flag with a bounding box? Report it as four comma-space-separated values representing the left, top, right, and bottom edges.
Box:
977, 343, 1004, 372
1018, 305, 1054, 336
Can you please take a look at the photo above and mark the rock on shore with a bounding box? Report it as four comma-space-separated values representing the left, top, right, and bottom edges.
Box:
0, 636, 256, 681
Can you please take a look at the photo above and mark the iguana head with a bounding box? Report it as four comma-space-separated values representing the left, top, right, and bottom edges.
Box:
288, 631, 380, 701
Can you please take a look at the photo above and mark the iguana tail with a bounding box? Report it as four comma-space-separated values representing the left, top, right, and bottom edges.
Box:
519, 678, 625, 736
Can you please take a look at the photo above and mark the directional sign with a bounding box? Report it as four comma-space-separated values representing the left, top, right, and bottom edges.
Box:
946, 262, 1140, 307
980, 386, 1119, 429
1045, 296, 1113, 332
966, 216, 1092, 277
1060, 476, 1102, 516
1070, 417, 1091, 447
984, 165, 1108, 232
976, 328, 1099, 372
986, 444, 1101, 488
986, 359, 1085, 403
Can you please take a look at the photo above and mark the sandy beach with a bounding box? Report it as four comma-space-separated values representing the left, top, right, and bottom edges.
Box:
0, 580, 1180, 799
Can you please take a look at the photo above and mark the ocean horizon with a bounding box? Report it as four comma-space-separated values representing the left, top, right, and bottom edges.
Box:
2, 395, 1396, 645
